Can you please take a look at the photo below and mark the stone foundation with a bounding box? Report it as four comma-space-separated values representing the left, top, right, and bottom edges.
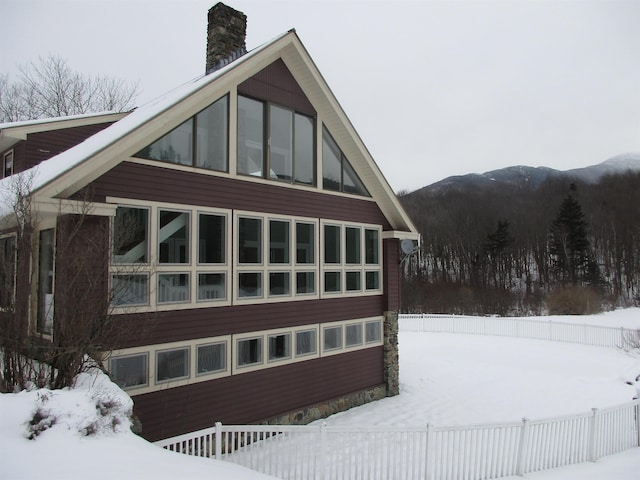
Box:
262, 385, 387, 426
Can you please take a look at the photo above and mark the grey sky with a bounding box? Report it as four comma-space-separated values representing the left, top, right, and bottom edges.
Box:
2, 0, 639, 192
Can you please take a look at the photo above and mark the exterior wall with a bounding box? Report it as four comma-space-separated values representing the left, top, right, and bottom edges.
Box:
133, 346, 383, 441
384, 238, 401, 311
2, 123, 117, 175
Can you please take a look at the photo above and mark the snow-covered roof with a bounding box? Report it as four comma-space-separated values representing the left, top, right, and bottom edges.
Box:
0, 29, 417, 236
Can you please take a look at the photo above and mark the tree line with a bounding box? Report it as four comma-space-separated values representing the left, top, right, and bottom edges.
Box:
398, 172, 640, 315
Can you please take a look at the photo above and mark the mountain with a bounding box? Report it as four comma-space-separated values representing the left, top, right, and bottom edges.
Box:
414, 153, 640, 195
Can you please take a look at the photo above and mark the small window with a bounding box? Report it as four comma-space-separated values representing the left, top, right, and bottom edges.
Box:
268, 333, 291, 361
324, 225, 341, 264
324, 271, 341, 293
197, 273, 225, 301
156, 348, 189, 382
195, 96, 229, 172
269, 272, 290, 296
296, 271, 315, 295
366, 320, 382, 343
346, 323, 363, 347
296, 222, 315, 264
238, 217, 262, 264
345, 271, 361, 291
322, 127, 369, 196
237, 337, 262, 367
238, 272, 262, 298
157, 273, 189, 304
3, 151, 14, 178
323, 325, 342, 351
198, 213, 225, 264
197, 342, 226, 375
37, 229, 55, 336
158, 210, 189, 264
110, 354, 148, 389
296, 329, 317, 356
137, 119, 193, 165
269, 220, 290, 264
366, 271, 380, 291
345, 227, 361, 264
111, 274, 149, 306
365, 229, 380, 265
113, 207, 149, 264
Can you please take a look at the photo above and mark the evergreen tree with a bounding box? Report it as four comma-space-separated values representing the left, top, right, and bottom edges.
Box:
548, 195, 590, 286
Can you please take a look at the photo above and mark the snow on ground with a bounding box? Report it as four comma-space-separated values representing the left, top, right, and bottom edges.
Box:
1, 309, 639, 479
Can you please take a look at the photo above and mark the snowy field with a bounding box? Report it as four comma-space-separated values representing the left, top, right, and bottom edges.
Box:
1, 309, 639, 479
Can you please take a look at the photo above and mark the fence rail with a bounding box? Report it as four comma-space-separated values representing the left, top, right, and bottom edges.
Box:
398, 314, 639, 349
156, 400, 640, 480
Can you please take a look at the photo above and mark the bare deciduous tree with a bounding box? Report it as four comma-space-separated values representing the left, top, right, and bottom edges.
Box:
0, 55, 139, 122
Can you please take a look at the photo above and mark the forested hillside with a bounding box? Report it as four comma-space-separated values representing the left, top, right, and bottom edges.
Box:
399, 169, 640, 315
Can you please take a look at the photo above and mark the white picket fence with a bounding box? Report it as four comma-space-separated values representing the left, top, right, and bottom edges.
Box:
156, 400, 640, 479
399, 313, 639, 349
155, 314, 640, 478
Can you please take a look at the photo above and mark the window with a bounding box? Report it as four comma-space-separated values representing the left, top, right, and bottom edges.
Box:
237, 337, 262, 367
110, 354, 148, 389
321, 222, 382, 295
3, 150, 14, 178
199, 214, 225, 264
0, 235, 16, 308
197, 342, 226, 375
156, 347, 189, 382
366, 320, 382, 343
323, 325, 342, 351
238, 96, 315, 185
296, 329, 317, 356
113, 207, 149, 264
157, 273, 189, 303
158, 210, 189, 264
238, 217, 262, 264
268, 333, 291, 361
134, 95, 228, 172
111, 202, 229, 309
346, 323, 363, 347
236, 213, 318, 303
322, 127, 369, 196
111, 274, 149, 306
37, 229, 55, 335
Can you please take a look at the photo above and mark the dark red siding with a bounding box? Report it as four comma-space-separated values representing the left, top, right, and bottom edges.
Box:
14, 123, 117, 173
89, 162, 391, 228
238, 58, 316, 116
134, 346, 384, 441
114, 295, 385, 348
384, 238, 401, 311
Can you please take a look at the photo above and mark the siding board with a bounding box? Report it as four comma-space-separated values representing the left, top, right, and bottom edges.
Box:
89, 162, 391, 228
134, 346, 384, 441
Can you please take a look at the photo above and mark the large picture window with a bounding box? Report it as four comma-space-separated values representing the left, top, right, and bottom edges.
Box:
238, 95, 315, 186
134, 95, 228, 172
111, 201, 229, 310
321, 222, 382, 296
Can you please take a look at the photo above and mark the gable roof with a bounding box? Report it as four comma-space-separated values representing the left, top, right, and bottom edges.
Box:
0, 30, 417, 237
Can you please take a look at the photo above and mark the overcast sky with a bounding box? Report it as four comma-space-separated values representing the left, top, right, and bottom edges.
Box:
2, 0, 639, 191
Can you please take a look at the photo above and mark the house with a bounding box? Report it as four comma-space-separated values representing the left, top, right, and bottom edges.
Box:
0, 3, 418, 441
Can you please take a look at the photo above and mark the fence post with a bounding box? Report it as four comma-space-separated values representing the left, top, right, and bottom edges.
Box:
588, 408, 599, 462
215, 421, 222, 460
516, 417, 530, 476
636, 402, 640, 447
425, 423, 434, 480
318, 422, 327, 480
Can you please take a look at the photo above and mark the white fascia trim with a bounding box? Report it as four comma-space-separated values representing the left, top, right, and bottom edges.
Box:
33, 197, 117, 217
382, 231, 420, 241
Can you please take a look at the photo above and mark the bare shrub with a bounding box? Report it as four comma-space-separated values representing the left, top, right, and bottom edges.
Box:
547, 286, 603, 315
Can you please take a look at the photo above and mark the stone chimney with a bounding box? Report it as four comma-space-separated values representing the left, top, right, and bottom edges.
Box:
206, 2, 247, 74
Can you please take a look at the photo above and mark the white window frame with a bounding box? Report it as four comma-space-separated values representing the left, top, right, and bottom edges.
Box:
320, 221, 383, 297
234, 211, 320, 305
108, 197, 231, 312
320, 317, 384, 357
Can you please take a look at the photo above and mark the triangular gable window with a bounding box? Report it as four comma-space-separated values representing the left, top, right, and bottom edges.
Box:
322, 127, 369, 196
134, 95, 228, 172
